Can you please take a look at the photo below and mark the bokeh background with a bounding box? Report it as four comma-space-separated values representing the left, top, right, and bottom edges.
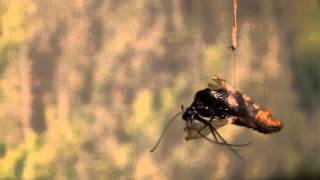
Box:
0, 0, 320, 179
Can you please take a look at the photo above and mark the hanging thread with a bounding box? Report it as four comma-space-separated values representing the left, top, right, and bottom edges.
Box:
231, 0, 238, 88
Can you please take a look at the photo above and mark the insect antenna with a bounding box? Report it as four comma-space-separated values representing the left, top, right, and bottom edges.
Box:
150, 112, 182, 153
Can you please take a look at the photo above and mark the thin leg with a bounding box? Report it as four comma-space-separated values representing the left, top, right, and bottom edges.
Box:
209, 118, 219, 142
192, 117, 252, 160
206, 122, 245, 160
189, 120, 247, 147
195, 117, 252, 147
185, 120, 214, 140
189, 120, 224, 145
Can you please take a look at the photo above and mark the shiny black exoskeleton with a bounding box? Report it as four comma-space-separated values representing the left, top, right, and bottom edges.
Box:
151, 88, 251, 159
181, 88, 249, 160
182, 88, 236, 122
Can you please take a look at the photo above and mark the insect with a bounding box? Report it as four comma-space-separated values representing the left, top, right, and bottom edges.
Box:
150, 75, 284, 159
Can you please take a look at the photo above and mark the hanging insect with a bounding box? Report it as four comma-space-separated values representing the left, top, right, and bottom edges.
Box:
150, 75, 284, 159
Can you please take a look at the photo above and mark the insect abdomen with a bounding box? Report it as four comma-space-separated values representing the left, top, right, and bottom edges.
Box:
232, 109, 283, 134
253, 110, 283, 133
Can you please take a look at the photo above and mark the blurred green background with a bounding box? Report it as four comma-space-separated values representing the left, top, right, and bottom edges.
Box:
0, 0, 320, 179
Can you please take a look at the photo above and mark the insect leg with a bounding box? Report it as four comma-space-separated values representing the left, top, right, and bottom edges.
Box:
209, 117, 219, 142
206, 122, 245, 160
196, 117, 251, 147
194, 116, 252, 159
207, 119, 254, 161
189, 119, 245, 147
208, 121, 252, 147
189, 120, 224, 145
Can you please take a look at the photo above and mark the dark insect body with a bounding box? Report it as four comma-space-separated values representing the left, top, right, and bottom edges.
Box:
150, 76, 284, 160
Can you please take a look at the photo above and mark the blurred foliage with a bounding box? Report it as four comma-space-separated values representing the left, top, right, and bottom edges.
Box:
0, 0, 319, 179
291, 1, 320, 113
0, 0, 26, 76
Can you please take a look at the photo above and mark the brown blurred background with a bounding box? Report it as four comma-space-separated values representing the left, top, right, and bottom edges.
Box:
0, 0, 320, 179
